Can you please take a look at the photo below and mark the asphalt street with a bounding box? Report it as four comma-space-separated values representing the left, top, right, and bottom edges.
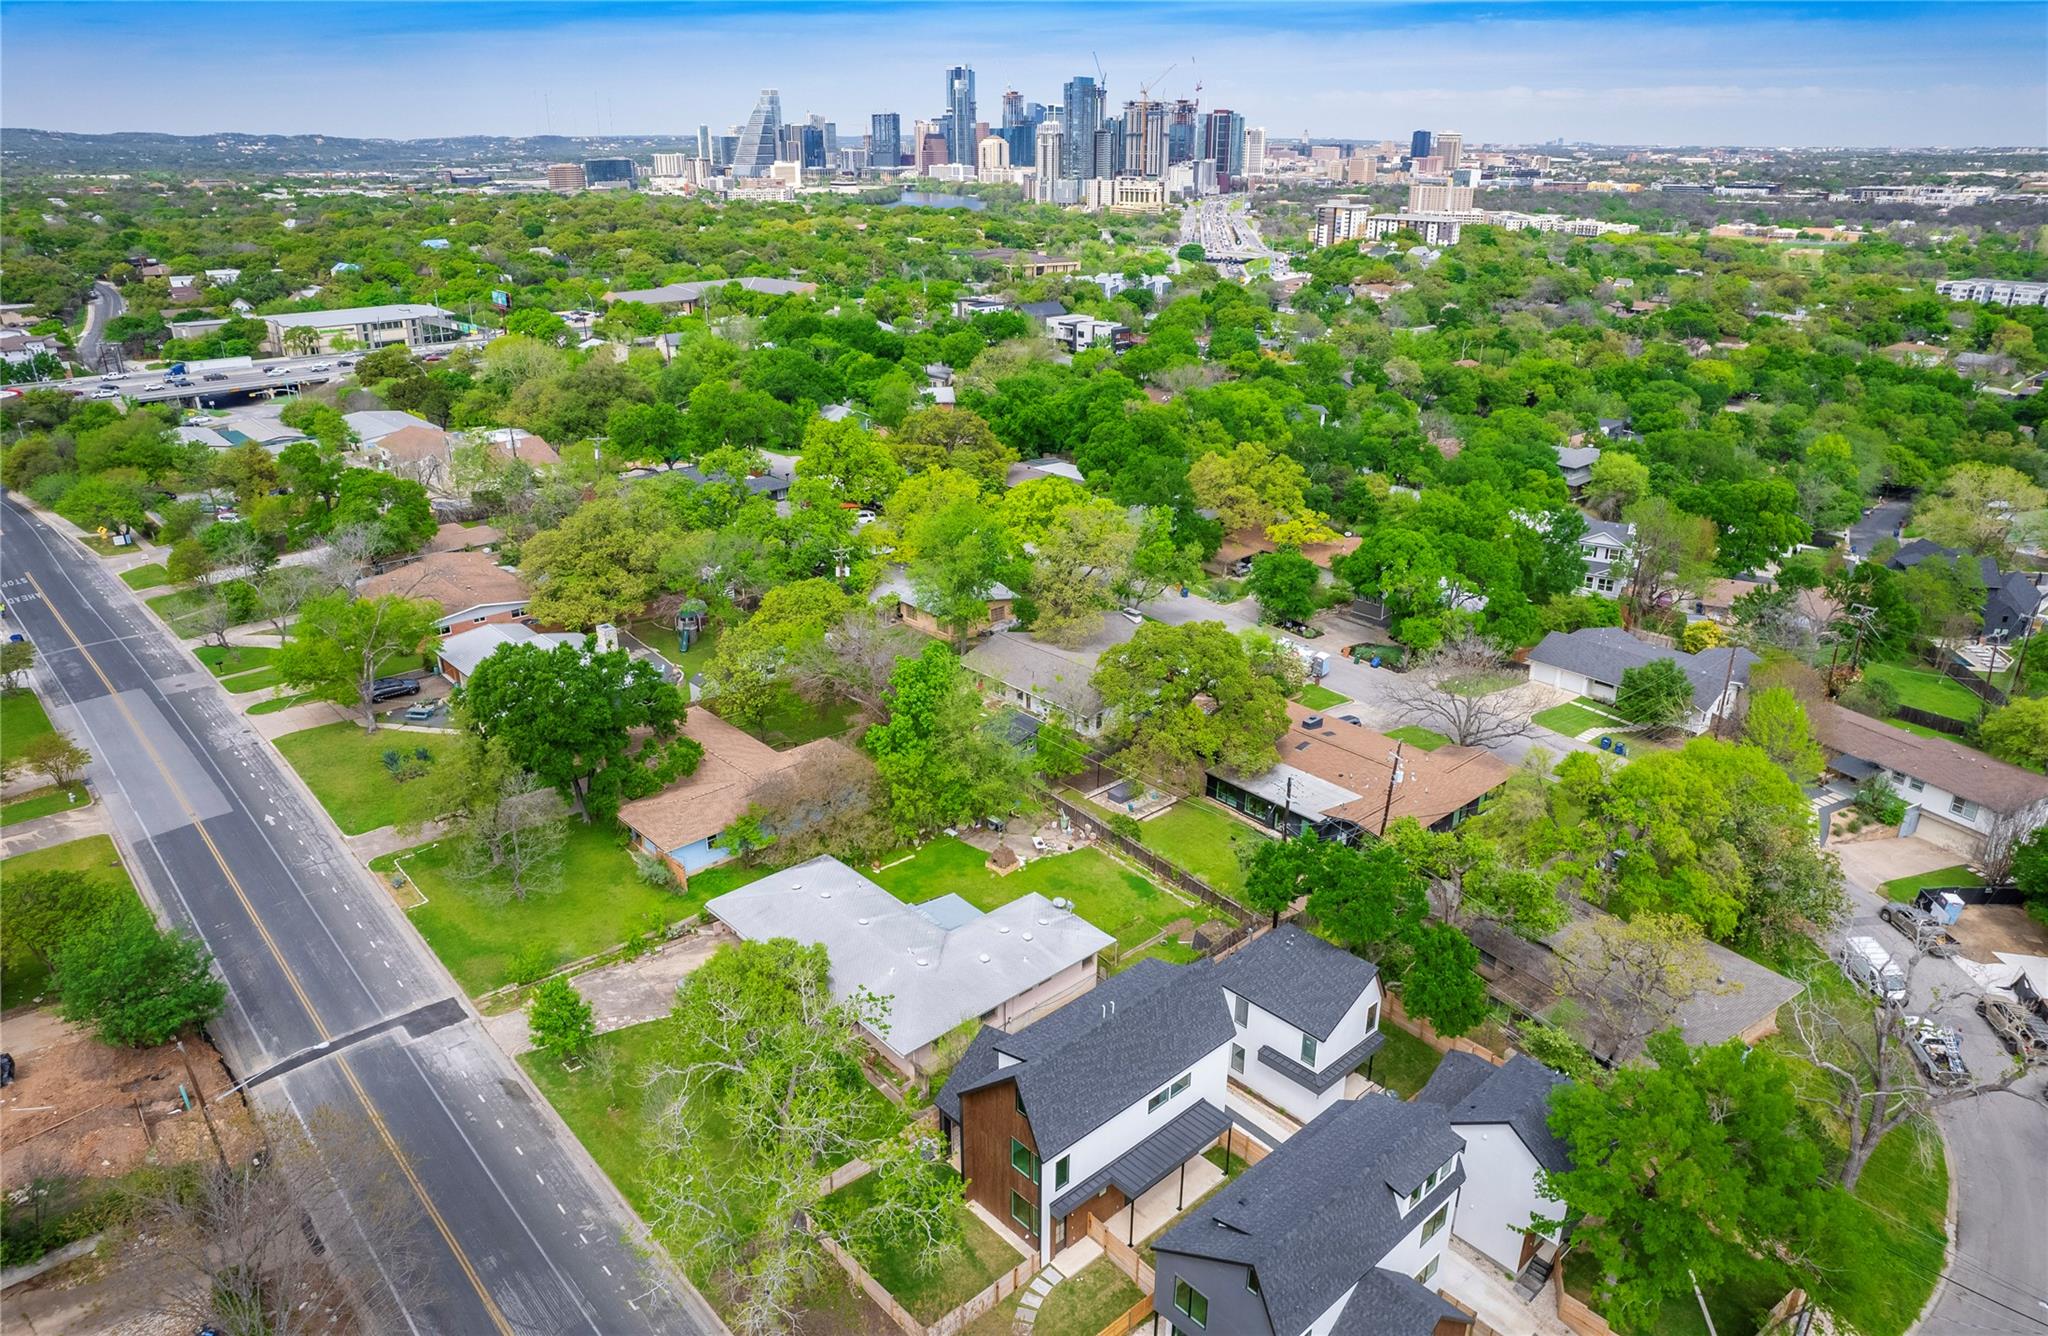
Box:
76, 279, 123, 372
0, 496, 719, 1335
1831, 860, 2048, 1336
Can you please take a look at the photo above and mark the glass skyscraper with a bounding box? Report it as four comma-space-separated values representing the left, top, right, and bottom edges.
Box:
733, 89, 783, 177
869, 112, 901, 168
944, 65, 976, 165
1061, 75, 1104, 179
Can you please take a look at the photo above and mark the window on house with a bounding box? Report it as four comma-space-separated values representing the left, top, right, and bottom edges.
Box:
1245, 1269, 1260, 1295
1232, 994, 1249, 1027
1421, 1204, 1450, 1245
1011, 1190, 1032, 1229
1054, 1156, 1070, 1190
1149, 1071, 1192, 1112
1366, 1002, 1380, 1033
1016, 1088, 1026, 1117
1011, 1139, 1039, 1183
1416, 1254, 1440, 1286
1949, 796, 1978, 820
1906, 777, 1924, 792
1230, 1044, 1245, 1075
1170, 1072, 1190, 1098
1172, 1278, 1209, 1328
1300, 1034, 1318, 1066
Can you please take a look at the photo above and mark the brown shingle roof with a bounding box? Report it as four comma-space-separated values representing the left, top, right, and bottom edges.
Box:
1256, 701, 1513, 830
617, 711, 857, 851
1813, 703, 2048, 814
423, 521, 507, 555
1211, 527, 1362, 571
376, 423, 449, 465
358, 550, 527, 617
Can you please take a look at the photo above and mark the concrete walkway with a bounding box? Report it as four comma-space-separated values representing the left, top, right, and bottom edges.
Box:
0, 797, 109, 857
1831, 836, 1971, 890
481, 928, 730, 1054
1438, 1236, 1576, 1336
1225, 1085, 1301, 1146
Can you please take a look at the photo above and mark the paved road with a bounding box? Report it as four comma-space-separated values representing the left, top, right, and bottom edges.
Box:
1830, 856, 2048, 1336
18, 335, 491, 407
0, 497, 719, 1335
77, 279, 123, 372
1847, 498, 1911, 558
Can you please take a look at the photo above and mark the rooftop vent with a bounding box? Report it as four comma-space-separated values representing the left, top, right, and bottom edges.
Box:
1302, 714, 1324, 730
979, 953, 991, 963
915, 958, 930, 967
1022, 932, 1034, 941
819, 890, 832, 898
857, 917, 870, 926
997, 925, 1011, 934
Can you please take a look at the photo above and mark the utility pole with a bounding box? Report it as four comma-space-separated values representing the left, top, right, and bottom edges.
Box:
1378, 741, 1406, 837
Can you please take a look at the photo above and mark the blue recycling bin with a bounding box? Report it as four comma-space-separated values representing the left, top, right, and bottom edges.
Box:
1613, 742, 1628, 757
1598, 736, 1613, 751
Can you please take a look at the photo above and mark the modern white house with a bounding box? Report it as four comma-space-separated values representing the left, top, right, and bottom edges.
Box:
1216, 924, 1384, 1124
705, 857, 1111, 1077
1527, 626, 1757, 733
1813, 703, 2048, 858
1149, 1095, 1474, 1336
1416, 1053, 1571, 1280
937, 959, 1236, 1263
262, 303, 462, 355
1578, 519, 1634, 596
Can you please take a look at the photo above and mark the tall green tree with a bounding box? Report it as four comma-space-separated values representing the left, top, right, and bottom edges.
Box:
53, 917, 226, 1048
906, 499, 1015, 646
1399, 923, 1489, 1037
457, 637, 698, 825
1741, 686, 1825, 783
1246, 548, 1321, 625
862, 643, 1032, 837
1092, 621, 1291, 788
1612, 658, 1695, 730
275, 592, 440, 732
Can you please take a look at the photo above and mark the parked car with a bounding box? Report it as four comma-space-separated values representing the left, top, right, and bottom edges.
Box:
1838, 936, 1909, 1007
1902, 1016, 1969, 1086
1977, 996, 2048, 1064
1878, 902, 1960, 957
369, 676, 422, 702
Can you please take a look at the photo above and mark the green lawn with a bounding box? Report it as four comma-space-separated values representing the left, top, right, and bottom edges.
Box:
118, 563, 173, 590
1884, 716, 1957, 742
1296, 682, 1350, 710
629, 619, 721, 679
195, 643, 278, 677
219, 666, 285, 694
1028, 1260, 1144, 1336
1443, 670, 1521, 697
1386, 725, 1451, 752
384, 823, 707, 993
1, 688, 57, 765
248, 692, 317, 715
145, 587, 217, 637
1880, 864, 1983, 904
826, 1171, 1022, 1322
871, 837, 1226, 950
1861, 659, 1986, 723
1532, 698, 1628, 737
710, 683, 860, 749
1362, 1024, 1444, 1099
0, 782, 89, 827
1111, 939, 1203, 972
1135, 799, 1268, 895
273, 721, 453, 834
1, 835, 145, 1008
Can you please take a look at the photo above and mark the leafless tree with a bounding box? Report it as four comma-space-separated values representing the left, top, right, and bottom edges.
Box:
741, 746, 895, 865
1977, 809, 2032, 885
1560, 912, 1724, 1061
196, 581, 243, 650
1782, 954, 2022, 1189
786, 607, 921, 722
313, 523, 383, 593
119, 1109, 433, 1336
456, 775, 570, 903
257, 565, 337, 641
1385, 633, 1537, 748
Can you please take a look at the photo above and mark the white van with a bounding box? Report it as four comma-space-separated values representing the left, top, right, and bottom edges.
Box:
1839, 935, 1908, 1007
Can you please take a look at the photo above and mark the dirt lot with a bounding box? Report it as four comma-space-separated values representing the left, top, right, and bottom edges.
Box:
0, 1011, 258, 1188
1947, 903, 2048, 964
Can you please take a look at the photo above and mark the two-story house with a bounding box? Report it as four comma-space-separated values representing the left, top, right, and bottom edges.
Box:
1415, 1054, 1571, 1280
936, 959, 1235, 1262
1150, 1095, 1474, 1336
1216, 924, 1385, 1124
1578, 519, 1634, 596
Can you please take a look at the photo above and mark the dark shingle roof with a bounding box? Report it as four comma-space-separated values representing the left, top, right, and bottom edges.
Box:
936, 959, 1234, 1157
1416, 1053, 1572, 1175
1218, 924, 1378, 1040
1330, 1268, 1475, 1335
1528, 626, 1757, 712
1153, 1095, 1465, 1336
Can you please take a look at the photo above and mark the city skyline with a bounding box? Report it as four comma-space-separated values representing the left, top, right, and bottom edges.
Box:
2, 1, 2043, 147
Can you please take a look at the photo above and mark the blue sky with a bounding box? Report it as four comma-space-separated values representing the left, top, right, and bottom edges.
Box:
3, 2, 2042, 146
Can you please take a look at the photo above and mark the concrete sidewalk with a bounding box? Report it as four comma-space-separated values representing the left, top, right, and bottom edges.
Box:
0, 797, 109, 857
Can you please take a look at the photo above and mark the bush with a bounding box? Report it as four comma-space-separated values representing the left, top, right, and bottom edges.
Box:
1107, 812, 1144, 842
509, 941, 555, 984
1839, 675, 1900, 719
27, 470, 77, 509
1853, 775, 1908, 827
630, 849, 680, 891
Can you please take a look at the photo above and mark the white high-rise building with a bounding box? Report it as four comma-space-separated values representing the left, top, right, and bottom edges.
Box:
1034, 119, 1065, 200
651, 153, 690, 177
1408, 178, 1476, 213
1244, 127, 1267, 177
1434, 130, 1463, 171
975, 135, 1011, 175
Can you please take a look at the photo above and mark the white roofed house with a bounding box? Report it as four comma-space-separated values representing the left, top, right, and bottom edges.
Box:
433, 622, 580, 686
961, 612, 1140, 736
705, 856, 1111, 1078
1577, 519, 1634, 596
262, 303, 461, 355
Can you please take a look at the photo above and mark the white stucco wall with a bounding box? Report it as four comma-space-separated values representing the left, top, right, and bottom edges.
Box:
1298, 1176, 1461, 1335
1447, 1124, 1554, 1273
1036, 1040, 1231, 1260
1224, 982, 1382, 1124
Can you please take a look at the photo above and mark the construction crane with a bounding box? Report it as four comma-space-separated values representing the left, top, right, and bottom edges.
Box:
1092, 50, 1105, 87
1140, 62, 1177, 102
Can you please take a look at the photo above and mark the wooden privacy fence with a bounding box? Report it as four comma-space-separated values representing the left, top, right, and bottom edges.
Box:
1095, 1294, 1158, 1336
1216, 1125, 1272, 1169
819, 1234, 1037, 1336
1940, 655, 2007, 707
1891, 703, 1973, 736
1043, 791, 1253, 929
1087, 1216, 1156, 1293
1380, 990, 1511, 1066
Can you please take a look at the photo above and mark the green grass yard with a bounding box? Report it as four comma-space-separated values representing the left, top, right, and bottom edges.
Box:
0, 835, 145, 1009
1362, 1024, 1444, 1099
710, 683, 860, 749
628, 619, 721, 679
247, 692, 317, 715
1024, 1260, 1144, 1336
1385, 725, 1451, 751
145, 587, 217, 637
826, 1171, 1023, 1322
1134, 799, 1267, 895
1532, 698, 1628, 737
219, 667, 285, 694
274, 722, 453, 834
0, 782, 89, 827
1861, 658, 1986, 723
195, 643, 278, 677
871, 837, 1228, 950
1, 689, 57, 765
1884, 716, 1956, 742
381, 823, 707, 993
1296, 682, 1350, 709
118, 563, 173, 590
1881, 864, 1983, 904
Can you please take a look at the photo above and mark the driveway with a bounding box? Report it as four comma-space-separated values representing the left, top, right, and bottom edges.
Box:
483, 927, 729, 1055
1830, 838, 2048, 1336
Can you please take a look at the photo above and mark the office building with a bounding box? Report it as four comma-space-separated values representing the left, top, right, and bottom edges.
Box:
1202, 108, 1245, 186
651, 152, 690, 177
1001, 88, 1025, 127
1408, 178, 1475, 213
869, 113, 901, 168
807, 113, 837, 157
695, 124, 711, 160
583, 157, 636, 186
917, 131, 949, 170
999, 123, 1035, 167
1094, 123, 1121, 179
779, 122, 825, 169
712, 133, 738, 169
1035, 119, 1065, 197
944, 64, 977, 165
1245, 127, 1268, 177
1312, 197, 1376, 248
1122, 99, 1168, 178
1342, 149, 1377, 184
976, 135, 1011, 175
1410, 129, 1433, 161
1061, 75, 1105, 179
546, 162, 587, 192
733, 89, 784, 177
1435, 130, 1464, 171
